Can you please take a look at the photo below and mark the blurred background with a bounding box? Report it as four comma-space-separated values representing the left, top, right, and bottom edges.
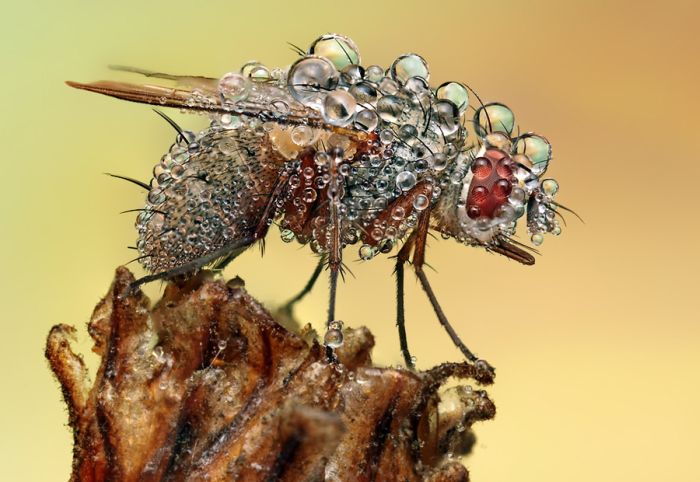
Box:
1, 0, 698, 480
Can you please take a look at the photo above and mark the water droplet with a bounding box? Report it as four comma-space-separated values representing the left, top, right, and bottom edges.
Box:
287, 56, 339, 109
436, 81, 469, 113
428, 153, 448, 171
403, 76, 430, 97
302, 187, 318, 203
218, 72, 250, 102
493, 179, 512, 198
349, 82, 378, 105
324, 320, 345, 348
531, 233, 544, 246
390, 53, 430, 84
509, 187, 526, 205
467, 205, 481, 219
378, 77, 399, 95
240, 61, 265, 78
354, 109, 379, 132
413, 193, 429, 211
365, 65, 384, 83
475, 359, 494, 375
309, 34, 361, 70
433, 100, 461, 136
541, 178, 559, 196
323, 90, 357, 126
514, 134, 552, 172
314, 152, 330, 167
377, 95, 405, 123
280, 228, 295, 243
471, 157, 492, 179
396, 171, 417, 191
471, 185, 489, 204
379, 129, 394, 144
474, 102, 515, 136
495, 203, 516, 222
359, 244, 377, 260
341, 64, 364, 85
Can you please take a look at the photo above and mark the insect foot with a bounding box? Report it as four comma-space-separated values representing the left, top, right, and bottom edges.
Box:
46, 267, 495, 482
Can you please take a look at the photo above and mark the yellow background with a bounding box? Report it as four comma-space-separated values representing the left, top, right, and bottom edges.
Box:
1, 1, 698, 480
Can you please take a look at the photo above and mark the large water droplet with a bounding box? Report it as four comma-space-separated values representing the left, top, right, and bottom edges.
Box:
514, 134, 552, 173
390, 53, 430, 84
474, 102, 515, 136
354, 109, 379, 131
218, 72, 250, 102
436, 82, 469, 113
396, 171, 417, 191
376, 95, 405, 123
349, 82, 378, 105
287, 56, 339, 110
433, 100, 461, 136
309, 34, 361, 70
323, 90, 357, 126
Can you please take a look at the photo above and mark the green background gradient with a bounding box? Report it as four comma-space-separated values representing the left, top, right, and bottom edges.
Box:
2, 1, 698, 480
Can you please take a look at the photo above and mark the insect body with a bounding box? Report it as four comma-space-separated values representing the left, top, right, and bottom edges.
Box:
68, 34, 565, 375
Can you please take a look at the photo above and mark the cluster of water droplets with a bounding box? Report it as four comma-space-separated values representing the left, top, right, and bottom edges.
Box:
135, 116, 279, 272
136, 33, 564, 273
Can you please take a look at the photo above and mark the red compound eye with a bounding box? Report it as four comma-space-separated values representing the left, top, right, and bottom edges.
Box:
493, 179, 512, 198
471, 157, 492, 180
471, 185, 489, 204
467, 205, 481, 219
496, 159, 513, 177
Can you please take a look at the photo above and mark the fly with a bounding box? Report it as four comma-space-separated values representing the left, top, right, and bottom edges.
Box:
67, 33, 569, 376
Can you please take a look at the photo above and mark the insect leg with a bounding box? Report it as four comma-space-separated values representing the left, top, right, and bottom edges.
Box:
278, 257, 324, 316
410, 210, 494, 375
324, 150, 344, 362
395, 233, 416, 369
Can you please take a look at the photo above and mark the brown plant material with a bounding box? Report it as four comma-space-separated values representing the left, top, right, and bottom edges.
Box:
46, 267, 496, 482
